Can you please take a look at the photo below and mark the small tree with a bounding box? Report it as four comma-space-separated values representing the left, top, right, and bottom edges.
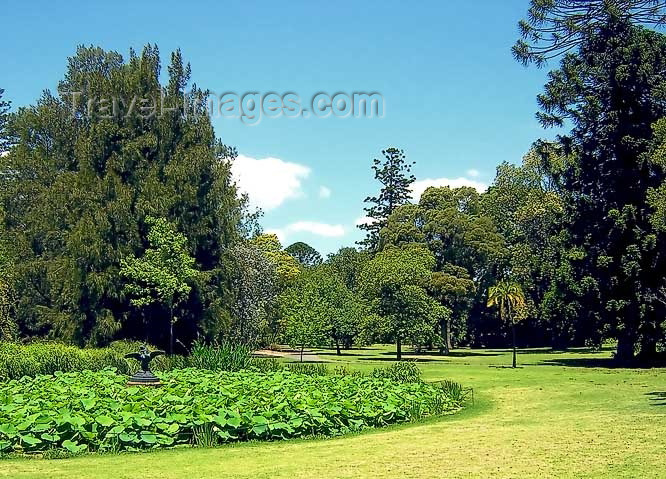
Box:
487, 281, 526, 368
359, 244, 440, 360
121, 217, 198, 354
279, 266, 362, 360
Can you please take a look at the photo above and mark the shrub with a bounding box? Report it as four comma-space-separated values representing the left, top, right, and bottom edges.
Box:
0, 368, 464, 454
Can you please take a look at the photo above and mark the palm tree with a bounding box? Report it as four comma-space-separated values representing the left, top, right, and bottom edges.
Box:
487, 281, 526, 368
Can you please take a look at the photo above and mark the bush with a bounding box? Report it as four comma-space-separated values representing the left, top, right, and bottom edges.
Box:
0, 368, 464, 454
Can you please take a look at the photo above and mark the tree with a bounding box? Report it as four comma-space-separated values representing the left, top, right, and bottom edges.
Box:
482, 147, 590, 349
227, 242, 279, 345
325, 247, 369, 291
513, 0, 666, 66
0, 88, 10, 152
428, 265, 475, 354
251, 234, 301, 282
120, 217, 199, 354
359, 244, 443, 359
487, 281, 526, 368
519, 12, 666, 360
280, 266, 363, 358
285, 241, 322, 267
0, 45, 244, 346
358, 148, 415, 251
382, 186, 506, 348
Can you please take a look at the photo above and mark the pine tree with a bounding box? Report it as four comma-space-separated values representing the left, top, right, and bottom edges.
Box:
358, 148, 415, 252
0, 88, 10, 152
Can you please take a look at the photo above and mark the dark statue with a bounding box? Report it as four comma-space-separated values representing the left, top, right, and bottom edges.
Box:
125, 345, 165, 387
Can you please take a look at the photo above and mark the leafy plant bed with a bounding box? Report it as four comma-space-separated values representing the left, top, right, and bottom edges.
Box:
0, 368, 463, 455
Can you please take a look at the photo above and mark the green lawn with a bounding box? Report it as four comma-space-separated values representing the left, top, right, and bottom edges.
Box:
1, 346, 665, 478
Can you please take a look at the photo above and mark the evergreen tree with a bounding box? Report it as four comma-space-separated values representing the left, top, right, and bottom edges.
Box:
0, 45, 244, 346
0, 88, 10, 152
517, 3, 666, 360
358, 148, 415, 251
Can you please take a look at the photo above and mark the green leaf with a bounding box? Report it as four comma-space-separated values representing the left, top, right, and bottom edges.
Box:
62, 439, 87, 453
140, 432, 157, 444
95, 415, 114, 427
20, 434, 41, 446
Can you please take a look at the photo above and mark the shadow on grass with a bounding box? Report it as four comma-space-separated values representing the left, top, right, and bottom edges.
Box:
541, 357, 666, 369
378, 350, 502, 358
646, 392, 666, 406
316, 352, 370, 357
358, 356, 445, 363
516, 347, 608, 355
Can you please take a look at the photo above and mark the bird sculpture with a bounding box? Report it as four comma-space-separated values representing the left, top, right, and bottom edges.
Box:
125, 345, 165, 387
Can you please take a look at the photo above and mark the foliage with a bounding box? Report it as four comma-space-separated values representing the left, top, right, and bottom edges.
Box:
513, 0, 666, 66
382, 186, 506, 348
359, 245, 444, 358
226, 242, 279, 345
325, 247, 369, 291
487, 281, 526, 368
370, 361, 421, 383
0, 46, 244, 347
279, 266, 363, 358
525, 16, 666, 360
0, 88, 10, 152
285, 242, 322, 267
358, 148, 415, 251
250, 234, 301, 283
0, 341, 256, 380
0, 368, 464, 454
188, 341, 253, 371
121, 217, 199, 353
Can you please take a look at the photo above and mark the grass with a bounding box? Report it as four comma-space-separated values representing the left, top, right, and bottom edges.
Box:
1, 345, 665, 478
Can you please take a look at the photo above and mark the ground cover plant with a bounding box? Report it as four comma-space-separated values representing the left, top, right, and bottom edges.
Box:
0, 367, 463, 455
0, 346, 663, 478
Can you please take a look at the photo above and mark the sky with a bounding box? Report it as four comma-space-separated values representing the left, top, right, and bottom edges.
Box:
0, 0, 557, 255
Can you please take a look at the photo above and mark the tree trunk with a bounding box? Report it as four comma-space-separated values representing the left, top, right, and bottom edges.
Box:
169, 304, 174, 355
396, 336, 402, 361
639, 336, 658, 362
335, 338, 341, 356
511, 322, 517, 369
440, 318, 452, 355
616, 333, 636, 362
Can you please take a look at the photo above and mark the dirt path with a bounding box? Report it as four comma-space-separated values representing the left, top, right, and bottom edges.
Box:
253, 348, 328, 362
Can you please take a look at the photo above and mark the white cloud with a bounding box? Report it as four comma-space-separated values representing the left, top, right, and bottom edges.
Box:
354, 215, 377, 227
231, 154, 310, 211
410, 177, 488, 201
466, 169, 480, 178
319, 186, 331, 199
268, 221, 346, 244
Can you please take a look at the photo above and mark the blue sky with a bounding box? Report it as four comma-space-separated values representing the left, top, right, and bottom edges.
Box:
1, 0, 555, 255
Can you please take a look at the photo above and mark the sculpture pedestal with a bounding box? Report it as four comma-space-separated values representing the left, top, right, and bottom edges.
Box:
127, 370, 162, 387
